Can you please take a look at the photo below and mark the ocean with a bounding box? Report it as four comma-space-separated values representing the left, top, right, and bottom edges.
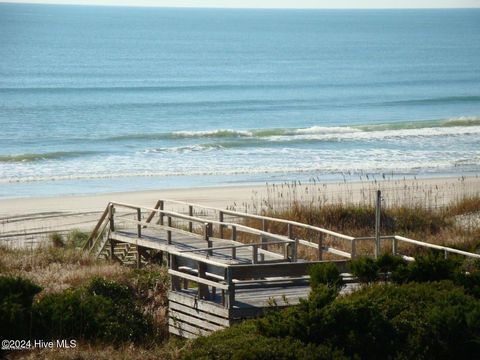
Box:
1, 4, 480, 198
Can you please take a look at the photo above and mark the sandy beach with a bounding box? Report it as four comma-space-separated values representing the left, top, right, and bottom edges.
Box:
1, 175, 479, 247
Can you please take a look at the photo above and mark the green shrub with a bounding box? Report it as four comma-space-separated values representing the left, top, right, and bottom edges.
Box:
349, 256, 379, 283
0, 276, 42, 340
391, 252, 460, 284
257, 281, 480, 359
33, 277, 153, 343
257, 285, 337, 340
309, 262, 344, 291
182, 321, 346, 360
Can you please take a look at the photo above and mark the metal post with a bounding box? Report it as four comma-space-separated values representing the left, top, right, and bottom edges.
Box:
392, 236, 398, 256
375, 190, 381, 258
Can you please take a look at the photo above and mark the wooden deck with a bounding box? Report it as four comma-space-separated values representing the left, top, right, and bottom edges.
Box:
84, 199, 480, 338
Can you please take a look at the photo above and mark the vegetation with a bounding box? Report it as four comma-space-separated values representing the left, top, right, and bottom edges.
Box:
183, 259, 480, 359
2, 180, 480, 359
233, 180, 480, 258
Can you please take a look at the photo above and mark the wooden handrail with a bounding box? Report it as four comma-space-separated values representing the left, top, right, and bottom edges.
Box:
155, 199, 355, 241
178, 239, 294, 253
83, 205, 109, 250
394, 235, 480, 259
110, 202, 293, 244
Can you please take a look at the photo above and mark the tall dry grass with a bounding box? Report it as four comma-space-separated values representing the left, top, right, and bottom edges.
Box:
227, 178, 480, 258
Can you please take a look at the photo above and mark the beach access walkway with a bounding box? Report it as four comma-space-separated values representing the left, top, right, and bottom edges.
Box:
83, 199, 480, 339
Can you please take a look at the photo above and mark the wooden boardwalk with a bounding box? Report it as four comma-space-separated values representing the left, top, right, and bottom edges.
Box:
84, 199, 480, 339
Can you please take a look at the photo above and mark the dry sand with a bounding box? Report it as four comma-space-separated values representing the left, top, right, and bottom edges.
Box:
1, 176, 479, 247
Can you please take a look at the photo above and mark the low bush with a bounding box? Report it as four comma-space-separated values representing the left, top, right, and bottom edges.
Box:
182, 321, 346, 360
0, 276, 42, 340
184, 281, 480, 359
391, 252, 460, 284
349, 256, 379, 283
309, 262, 344, 291
33, 277, 153, 344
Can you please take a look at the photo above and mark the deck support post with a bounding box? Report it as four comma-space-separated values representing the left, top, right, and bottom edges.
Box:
198, 262, 210, 299
188, 205, 193, 232
170, 254, 181, 291
225, 268, 235, 308
136, 246, 142, 269
109, 239, 115, 260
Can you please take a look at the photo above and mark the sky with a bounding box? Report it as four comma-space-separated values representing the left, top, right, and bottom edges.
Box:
1, 0, 480, 9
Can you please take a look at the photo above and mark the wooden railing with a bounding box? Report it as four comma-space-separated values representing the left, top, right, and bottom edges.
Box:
92, 202, 296, 263
153, 199, 355, 261
153, 199, 480, 261
168, 251, 349, 309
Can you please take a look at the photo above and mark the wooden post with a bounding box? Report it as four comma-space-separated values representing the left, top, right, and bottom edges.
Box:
205, 223, 212, 255
110, 239, 115, 260
159, 201, 164, 225
252, 244, 258, 264
351, 238, 356, 259
219, 211, 224, 239
287, 223, 297, 262
170, 254, 180, 291
375, 190, 381, 259
260, 235, 266, 262
231, 246, 236, 260
136, 246, 142, 269
137, 208, 142, 238
198, 262, 209, 299
231, 226, 237, 241
109, 204, 115, 232
318, 233, 324, 260
167, 216, 172, 245
188, 205, 193, 232
225, 268, 235, 308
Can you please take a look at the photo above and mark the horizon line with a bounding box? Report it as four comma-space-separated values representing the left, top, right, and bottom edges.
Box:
1, 1, 479, 10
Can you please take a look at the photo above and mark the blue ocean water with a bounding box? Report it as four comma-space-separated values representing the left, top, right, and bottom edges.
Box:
1, 4, 480, 198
